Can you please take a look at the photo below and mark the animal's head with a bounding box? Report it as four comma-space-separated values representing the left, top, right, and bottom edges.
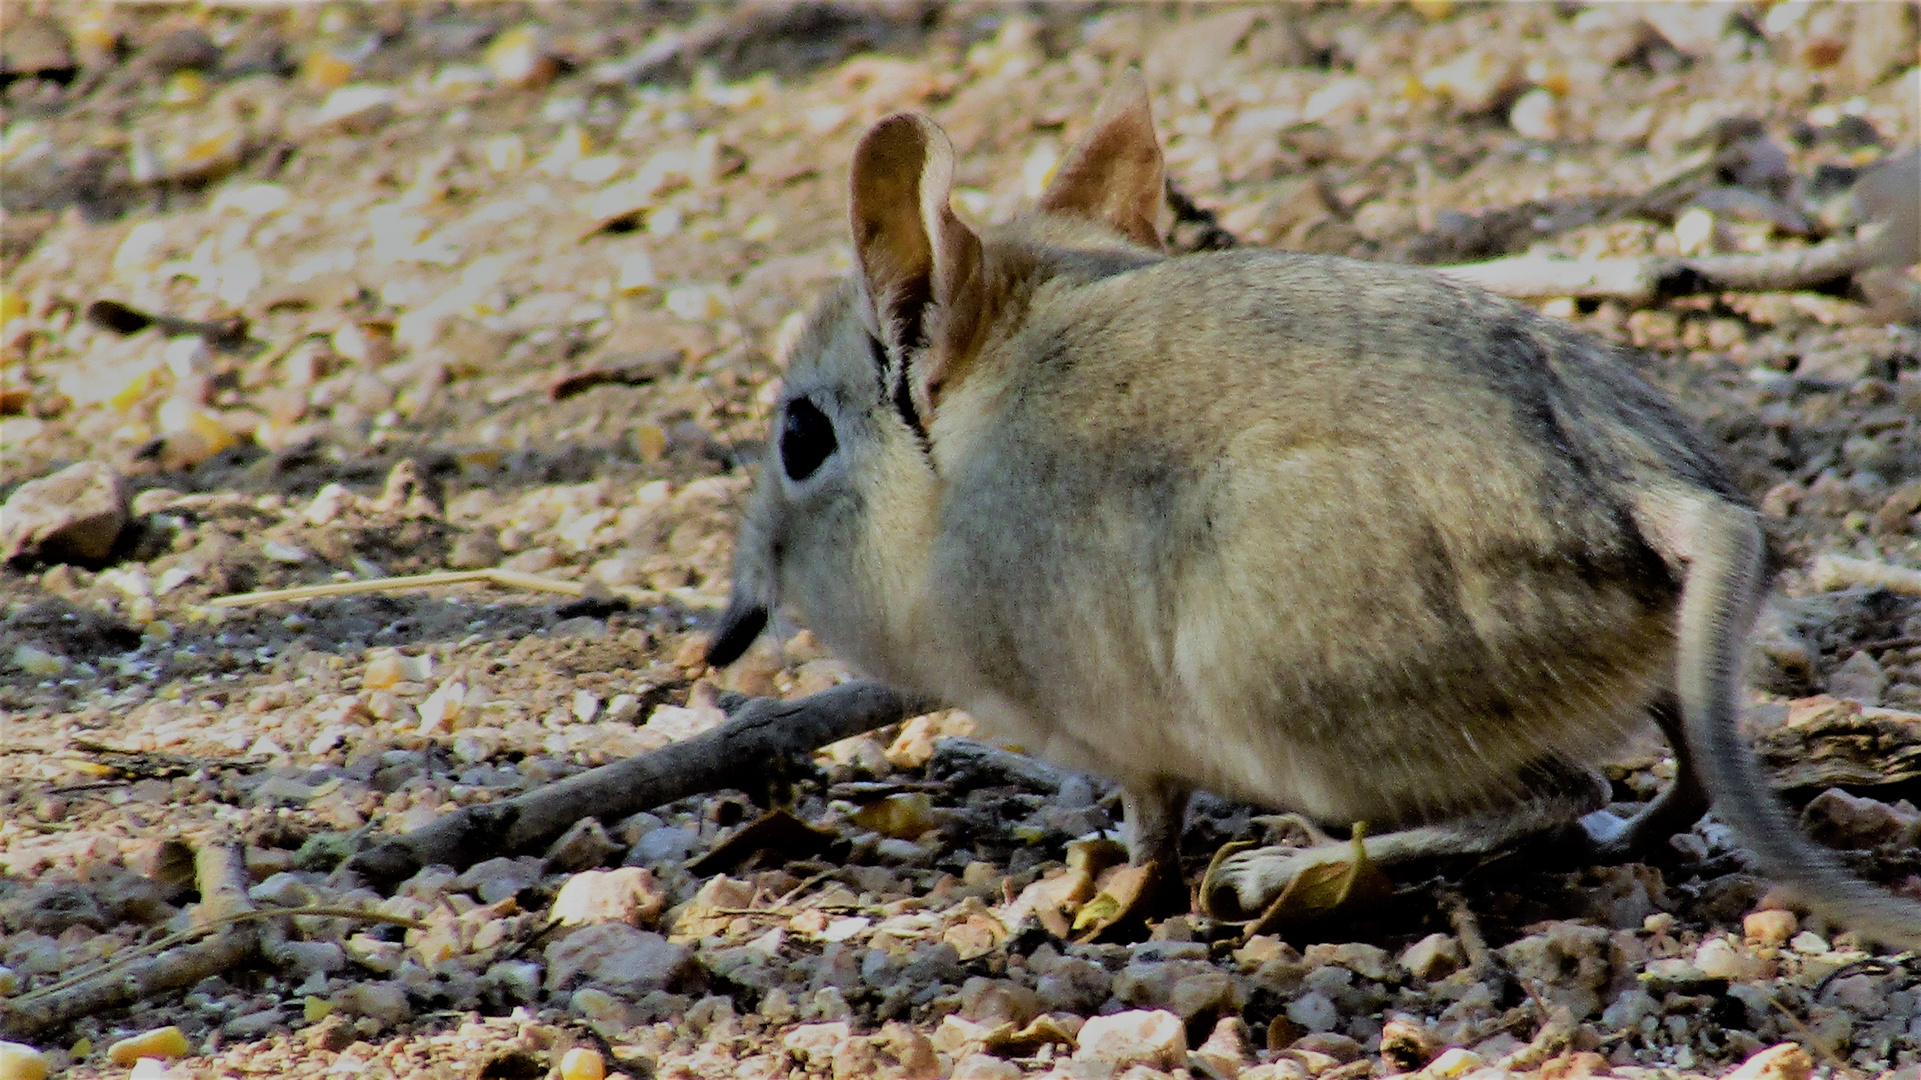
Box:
706, 70, 1167, 679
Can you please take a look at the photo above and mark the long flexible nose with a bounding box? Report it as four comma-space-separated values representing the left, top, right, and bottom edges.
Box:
706, 596, 769, 667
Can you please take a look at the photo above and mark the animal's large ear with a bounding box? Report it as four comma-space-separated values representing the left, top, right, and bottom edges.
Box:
849, 112, 985, 423
1038, 67, 1165, 250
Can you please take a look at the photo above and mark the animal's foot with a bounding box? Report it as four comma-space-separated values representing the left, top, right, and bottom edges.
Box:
1579, 785, 1707, 865
1199, 837, 1385, 924
1579, 808, 1636, 857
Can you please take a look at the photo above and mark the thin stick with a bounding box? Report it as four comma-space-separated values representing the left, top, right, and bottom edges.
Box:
1808, 554, 1921, 597
9, 905, 425, 1007
346, 680, 937, 886
1761, 990, 1863, 1080
0, 834, 428, 1041
0, 841, 254, 1038
1438, 886, 1501, 984
205, 567, 728, 611
1437, 230, 1887, 304
207, 568, 589, 607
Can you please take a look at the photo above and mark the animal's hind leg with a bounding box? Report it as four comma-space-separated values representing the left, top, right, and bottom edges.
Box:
1201, 754, 1611, 921
1583, 691, 1710, 859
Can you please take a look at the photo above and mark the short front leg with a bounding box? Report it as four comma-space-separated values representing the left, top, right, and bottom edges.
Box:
1122, 778, 1194, 914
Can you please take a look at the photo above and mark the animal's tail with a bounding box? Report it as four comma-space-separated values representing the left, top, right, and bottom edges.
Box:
1676, 496, 1921, 947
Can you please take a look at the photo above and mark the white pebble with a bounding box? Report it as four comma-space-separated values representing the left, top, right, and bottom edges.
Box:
604, 694, 641, 723
162, 335, 211, 380
647, 205, 683, 236
418, 680, 466, 733
315, 85, 397, 133
1428, 1047, 1487, 1077
573, 690, 601, 723
570, 154, 622, 186
1509, 87, 1560, 140
1285, 990, 1340, 1032
1789, 931, 1830, 954
615, 251, 658, 293
821, 916, 871, 942
664, 284, 728, 321
305, 483, 352, 525
260, 540, 309, 564
1073, 1009, 1187, 1068
1674, 207, 1715, 256
481, 134, 525, 173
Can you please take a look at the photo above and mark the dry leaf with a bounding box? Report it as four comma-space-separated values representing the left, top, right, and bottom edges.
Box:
1071, 862, 1151, 940
685, 809, 838, 875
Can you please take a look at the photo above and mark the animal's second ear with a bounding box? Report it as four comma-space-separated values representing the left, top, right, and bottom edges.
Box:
1039, 68, 1165, 250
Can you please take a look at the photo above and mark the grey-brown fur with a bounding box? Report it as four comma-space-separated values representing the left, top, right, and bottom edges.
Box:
709, 72, 1921, 945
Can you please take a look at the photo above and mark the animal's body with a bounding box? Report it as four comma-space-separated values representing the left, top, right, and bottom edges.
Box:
709, 72, 1921, 944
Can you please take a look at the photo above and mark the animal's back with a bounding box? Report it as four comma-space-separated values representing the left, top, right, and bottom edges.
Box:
932, 250, 1730, 823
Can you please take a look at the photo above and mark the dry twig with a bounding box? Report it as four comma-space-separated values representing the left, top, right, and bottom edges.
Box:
1438, 886, 1501, 984
0, 840, 254, 1039
1436, 228, 1892, 305
1808, 554, 1921, 596
0, 840, 421, 1038
206, 566, 725, 611
347, 680, 936, 886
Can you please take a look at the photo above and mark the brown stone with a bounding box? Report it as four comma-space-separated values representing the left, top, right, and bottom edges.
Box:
1, 461, 129, 565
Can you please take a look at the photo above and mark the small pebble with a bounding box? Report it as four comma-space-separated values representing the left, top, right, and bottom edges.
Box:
1828, 650, 1886, 705
1399, 932, 1463, 980
1195, 1016, 1252, 1075
1508, 87, 1560, 139
1426, 1047, 1486, 1078
1789, 931, 1830, 955
106, 1027, 189, 1066
952, 1054, 1022, 1080
449, 531, 504, 569
1292, 1032, 1362, 1062
1694, 937, 1771, 981
1725, 1043, 1813, 1080
484, 25, 557, 89
331, 982, 411, 1027
545, 924, 693, 994
361, 651, 405, 689
616, 252, 658, 293
417, 680, 466, 733
0, 1042, 50, 1080
572, 689, 601, 722
315, 85, 397, 134
552, 867, 666, 927
558, 1047, 605, 1080
1074, 1009, 1186, 1068
1743, 909, 1798, 945
1285, 991, 1340, 1033
1674, 207, 1716, 256
782, 1022, 851, 1066
11, 644, 67, 678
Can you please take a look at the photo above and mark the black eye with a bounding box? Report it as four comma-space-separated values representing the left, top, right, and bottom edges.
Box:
780, 398, 836, 482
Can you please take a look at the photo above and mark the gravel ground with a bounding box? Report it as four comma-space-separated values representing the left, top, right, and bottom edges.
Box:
1, 3, 1919, 1078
